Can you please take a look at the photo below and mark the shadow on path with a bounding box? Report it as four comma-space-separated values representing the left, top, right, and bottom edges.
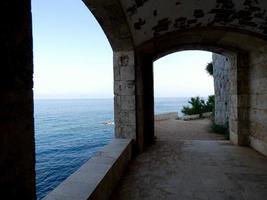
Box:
111, 119, 267, 200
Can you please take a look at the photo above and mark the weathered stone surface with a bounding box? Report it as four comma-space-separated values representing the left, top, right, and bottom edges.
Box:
115, 124, 136, 139
154, 112, 178, 121
113, 51, 137, 140
249, 78, 267, 94
249, 45, 267, 65
4, 1, 267, 198
250, 136, 267, 156
115, 96, 136, 111
218, 54, 251, 146
114, 80, 135, 95
248, 47, 267, 148
120, 0, 267, 46
213, 54, 230, 126
114, 51, 135, 81
44, 139, 133, 200
112, 124, 267, 199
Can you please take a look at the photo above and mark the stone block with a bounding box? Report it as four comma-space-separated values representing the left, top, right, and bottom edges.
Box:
114, 80, 135, 95
120, 95, 136, 111
250, 94, 267, 110
229, 79, 237, 95
113, 64, 121, 81
116, 111, 136, 126
248, 62, 267, 80
229, 129, 238, 145
115, 125, 136, 139
120, 66, 135, 81
249, 121, 267, 142
115, 95, 136, 110
249, 46, 267, 66
120, 125, 136, 139
249, 78, 267, 95
237, 95, 250, 108
229, 95, 238, 119
249, 108, 267, 126
113, 51, 134, 68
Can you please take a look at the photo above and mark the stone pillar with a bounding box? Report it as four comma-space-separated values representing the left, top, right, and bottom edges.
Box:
114, 51, 136, 140
135, 52, 154, 152
248, 46, 267, 156
0, 0, 36, 199
213, 54, 230, 127
229, 54, 250, 145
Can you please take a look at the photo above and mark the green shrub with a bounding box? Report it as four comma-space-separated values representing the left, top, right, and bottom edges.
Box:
211, 122, 229, 140
181, 96, 205, 116
181, 95, 215, 117
204, 95, 214, 113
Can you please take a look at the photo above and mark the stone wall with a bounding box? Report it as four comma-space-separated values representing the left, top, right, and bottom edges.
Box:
154, 112, 178, 121
0, 0, 36, 199
213, 50, 267, 156
248, 47, 267, 156
213, 54, 230, 127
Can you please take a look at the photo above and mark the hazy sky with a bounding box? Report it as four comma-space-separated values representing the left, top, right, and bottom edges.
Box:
32, 0, 214, 99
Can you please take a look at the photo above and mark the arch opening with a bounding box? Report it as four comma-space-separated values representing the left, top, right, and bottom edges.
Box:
135, 28, 267, 153
31, 0, 115, 198
153, 50, 230, 142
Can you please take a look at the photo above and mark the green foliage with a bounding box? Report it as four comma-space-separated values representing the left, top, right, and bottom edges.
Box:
182, 96, 214, 117
211, 122, 229, 140
182, 95, 229, 139
206, 62, 213, 76
204, 95, 215, 113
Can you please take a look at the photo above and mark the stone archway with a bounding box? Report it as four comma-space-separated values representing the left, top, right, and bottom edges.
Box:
2, 0, 267, 198
133, 28, 267, 152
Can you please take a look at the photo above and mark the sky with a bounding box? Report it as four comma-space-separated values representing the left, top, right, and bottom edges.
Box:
32, 0, 214, 99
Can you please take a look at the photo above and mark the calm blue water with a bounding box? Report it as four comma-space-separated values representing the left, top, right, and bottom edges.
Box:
155, 97, 190, 115
35, 97, 191, 199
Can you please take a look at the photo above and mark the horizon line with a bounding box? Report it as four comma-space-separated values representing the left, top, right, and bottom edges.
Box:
34, 96, 212, 100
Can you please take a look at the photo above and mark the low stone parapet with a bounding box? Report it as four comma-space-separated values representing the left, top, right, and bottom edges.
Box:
181, 114, 200, 121
155, 112, 178, 121
43, 139, 133, 200
180, 112, 212, 121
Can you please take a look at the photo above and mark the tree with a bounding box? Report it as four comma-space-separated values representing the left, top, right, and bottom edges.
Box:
206, 62, 213, 76
181, 95, 215, 117
204, 95, 215, 113
181, 96, 205, 117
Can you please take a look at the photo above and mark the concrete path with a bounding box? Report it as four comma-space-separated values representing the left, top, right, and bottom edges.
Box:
111, 119, 267, 200
155, 119, 225, 141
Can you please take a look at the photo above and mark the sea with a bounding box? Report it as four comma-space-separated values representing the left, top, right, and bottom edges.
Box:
35, 97, 191, 199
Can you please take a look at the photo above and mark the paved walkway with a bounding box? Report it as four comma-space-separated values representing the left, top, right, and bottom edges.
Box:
111, 119, 267, 200
155, 119, 225, 141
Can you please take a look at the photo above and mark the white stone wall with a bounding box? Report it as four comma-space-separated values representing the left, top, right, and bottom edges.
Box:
213, 54, 230, 127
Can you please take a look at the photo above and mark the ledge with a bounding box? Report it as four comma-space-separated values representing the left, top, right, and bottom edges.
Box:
155, 112, 178, 121
43, 138, 133, 200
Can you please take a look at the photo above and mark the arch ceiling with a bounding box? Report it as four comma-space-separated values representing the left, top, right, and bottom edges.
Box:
85, 0, 267, 50
120, 0, 267, 45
